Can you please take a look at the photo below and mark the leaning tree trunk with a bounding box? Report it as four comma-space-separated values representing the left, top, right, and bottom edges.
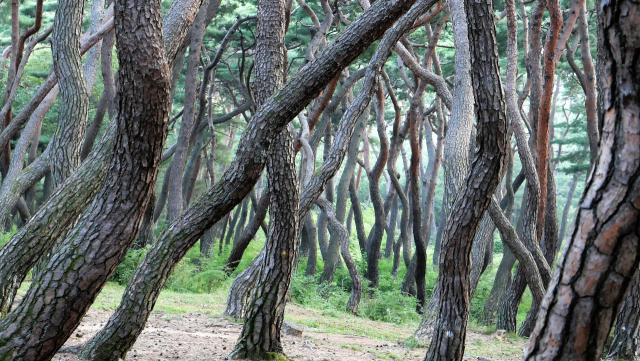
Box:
519, 164, 560, 337
224, 191, 270, 275
523, 0, 640, 356
424, 0, 509, 356
415, 0, 474, 337
228, 0, 301, 356
349, 173, 368, 255
608, 270, 640, 360
49, 0, 90, 186
0, 0, 201, 318
50, 2, 427, 359
0, 0, 172, 359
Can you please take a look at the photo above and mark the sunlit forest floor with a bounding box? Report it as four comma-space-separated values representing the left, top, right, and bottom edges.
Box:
15, 281, 527, 361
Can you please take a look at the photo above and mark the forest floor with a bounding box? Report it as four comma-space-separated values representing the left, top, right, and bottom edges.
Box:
26, 283, 529, 361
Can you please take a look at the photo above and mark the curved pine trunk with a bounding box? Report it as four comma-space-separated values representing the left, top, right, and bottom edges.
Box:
0, 0, 173, 358
424, 0, 509, 355
523, 0, 640, 354
364, 84, 390, 287
43, 2, 430, 359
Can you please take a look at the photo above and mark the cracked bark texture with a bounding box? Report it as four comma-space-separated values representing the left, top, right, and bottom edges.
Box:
608, 270, 640, 360
0, 0, 202, 319
415, 0, 474, 338
49, 0, 90, 186
523, 0, 640, 356
424, 0, 509, 356
58, 1, 424, 359
229, 0, 301, 356
0, 0, 172, 359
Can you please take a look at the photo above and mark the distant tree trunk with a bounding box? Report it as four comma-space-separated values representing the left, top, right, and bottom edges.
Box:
387, 102, 411, 277
200, 227, 215, 258
424, 0, 509, 355
319, 107, 368, 283
81, 25, 116, 161
349, 174, 367, 255
578, 3, 598, 169
408, 77, 427, 312
316, 123, 332, 262
224, 191, 269, 274
533, 0, 561, 241
432, 205, 445, 265
225, 199, 245, 245
303, 213, 318, 276
481, 248, 516, 325
386, 195, 399, 258
315, 197, 361, 313
523, 0, 640, 355
558, 172, 581, 250
519, 164, 560, 337
217, 212, 230, 255
234, 196, 251, 240
608, 271, 640, 360
182, 131, 205, 206
154, 163, 172, 222
480, 148, 517, 325
364, 84, 390, 286
165, 0, 211, 222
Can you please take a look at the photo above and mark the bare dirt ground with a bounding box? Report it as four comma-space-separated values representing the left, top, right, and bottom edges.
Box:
50, 304, 526, 361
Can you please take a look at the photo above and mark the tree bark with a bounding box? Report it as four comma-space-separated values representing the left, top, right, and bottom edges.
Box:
49, 0, 90, 186
54, 2, 430, 359
424, 0, 509, 356
523, 0, 640, 355
0, 0, 172, 359
415, 0, 474, 337
608, 271, 640, 360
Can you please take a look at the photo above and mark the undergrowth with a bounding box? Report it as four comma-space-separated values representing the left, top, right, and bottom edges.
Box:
106, 206, 533, 331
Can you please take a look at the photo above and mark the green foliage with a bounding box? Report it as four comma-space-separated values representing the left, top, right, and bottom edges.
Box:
109, 247, 148, 286
0, 228, 17, 249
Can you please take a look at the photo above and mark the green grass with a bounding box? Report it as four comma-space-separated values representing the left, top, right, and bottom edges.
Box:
10, 204, 534, 349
